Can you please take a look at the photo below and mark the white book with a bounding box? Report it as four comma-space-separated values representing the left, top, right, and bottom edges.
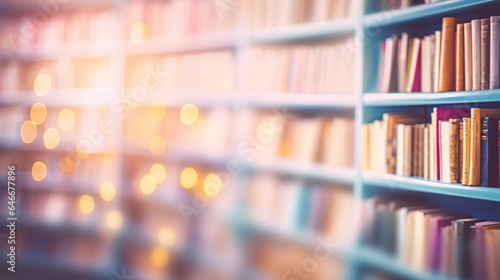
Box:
465, 22, 473, 91
398, 33, 409, 93
434, 31, 442, 92
472, 19, 482, 90
440, 121, 451, 183
430, 111, 437, 181
421, 36, 432, 92
381, 36, 398, 92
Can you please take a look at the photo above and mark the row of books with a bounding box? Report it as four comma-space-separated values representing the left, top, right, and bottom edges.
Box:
250, 112, 354, 167
363, 195, 500, 280
243, 0, 358, 29
127, 0, 235, 42
362, 107, 500, 187
370, 0, 446, 12
125, 51, 235, 92
0, 59, 113, 93
378, 16, 500, 93
245, 39, 356, 94
247, 174, 353, 243
0, 8, 118, 53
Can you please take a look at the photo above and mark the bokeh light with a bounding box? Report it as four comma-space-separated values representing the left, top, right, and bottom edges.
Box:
43, 128, 60, 149
100, 181, 116, 201
20, 120, 37, 143
180, 167, 197, 189
147, 103, 166, 123
58, 108, 75, 130
148, 136, 166, 155
149, 163, 166, 184
203, 173, 222, 197
180, 104, 199, 125
34, 73, 52, 97
79, 194, 95, 214
140, 174, 156, 195
32, 161, 47, 181
30, 102, 47, 125
58, 157, 74, 175
158, 227, 176, 247
106, 210, 123, 230
151, 247, 169, 267
130, 22, 149, 45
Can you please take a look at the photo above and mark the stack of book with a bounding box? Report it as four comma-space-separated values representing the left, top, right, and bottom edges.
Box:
245, 39, 356, 94
362, 108, 500, 187
249, 112, 354, 167
363, 195, 500, 280
125, 51, 235, 93
378, 15, 500, 92
243, 0, 358, 29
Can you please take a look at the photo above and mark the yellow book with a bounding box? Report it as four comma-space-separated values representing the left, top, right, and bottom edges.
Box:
462, 118, 471, 185
449, 119, 459, 183
469, 109, 500, 185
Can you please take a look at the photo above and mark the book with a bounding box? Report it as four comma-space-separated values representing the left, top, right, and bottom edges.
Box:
433, 108, 470, 181
472, 19, 482, 90
434, 30, 442, 92
439, 18, 464, 92
481, 18, 490, 90
455, 23, 465, 91
424, 124, 430, 179
491, 16, 500, 89
458, 120, 463, 183
381, 35, 399, 92
407, 38, 422, 92
398, 33, 410, 92
469, 109, 500, 186
464, 23, 473, 91
396, 124, 413, 176
462, 118, 472, 185
421, 36, 432, 92
480, 117, 499, 187
449, 119, 459, 183
456, 218, 485, 279
440, 121, 451, 183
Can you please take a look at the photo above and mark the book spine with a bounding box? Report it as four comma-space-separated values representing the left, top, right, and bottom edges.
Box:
404, 124, 413, 177
412, 125, 419, 176
464, 23, 473, 91
424, 124, 429, 179
439, 18, 457, 92
450, 119, 459, 183
462, 118, 471, 185
396, 124, 405, 176
434, 30, 442, 92
469, 109, 481, 186
472, 20, 482, 90
491, 16, 500, 89
456, 24, 465, 91
458, 120, 463, 183
481, 18, 490, 90
480, 117, 490, 186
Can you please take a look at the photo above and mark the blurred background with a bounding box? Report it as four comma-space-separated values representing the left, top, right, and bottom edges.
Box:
3, 0, 497, 280
0, 0, 359, 279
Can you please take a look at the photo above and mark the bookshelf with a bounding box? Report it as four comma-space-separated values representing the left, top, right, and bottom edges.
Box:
1, 0, 500, 279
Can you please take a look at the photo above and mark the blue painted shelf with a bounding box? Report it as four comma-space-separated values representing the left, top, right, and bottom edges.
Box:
364, 90, 500, 106
249, 18, 356, 44
362, 171, 500, 202
364, 0, 497, 27
354, 247, 447, 280
244, 93, 356, 109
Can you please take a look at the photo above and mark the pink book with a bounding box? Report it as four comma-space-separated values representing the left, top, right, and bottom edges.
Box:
410, 41, 422, 92
433, 108, 470, 180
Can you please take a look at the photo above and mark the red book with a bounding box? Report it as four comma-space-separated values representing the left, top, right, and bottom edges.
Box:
433, 108, 470, 180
